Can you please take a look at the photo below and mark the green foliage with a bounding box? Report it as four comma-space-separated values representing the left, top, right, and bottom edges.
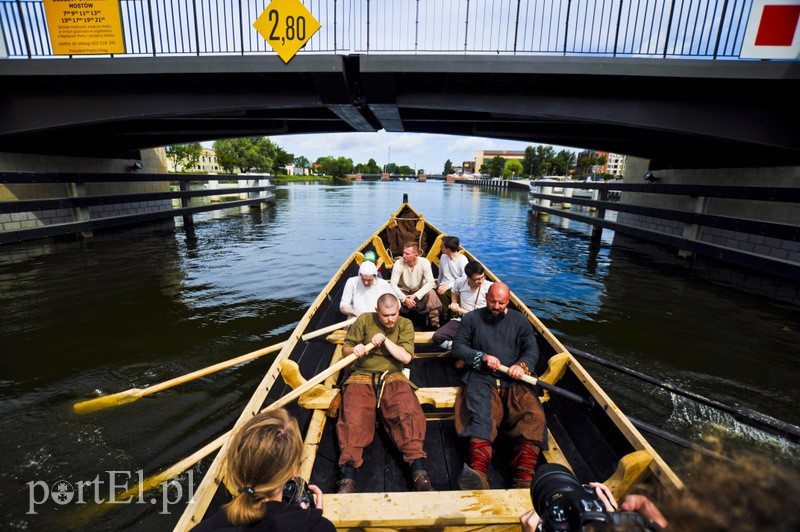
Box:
294, 155, 310, 169
521, 145, 578, 177
502, 159, 524, 179
443, 159, 453, 174
577, 152, 607, 174
487, 156, 506, 177
385, 162, 398, 174
166, 143, 203, 172
366, 158, 381, 174
552, 149, 577, 175
213, 137, 277, 173
315, 156, 354, 178
275, 146, 294, 168
396, 165, 414, 175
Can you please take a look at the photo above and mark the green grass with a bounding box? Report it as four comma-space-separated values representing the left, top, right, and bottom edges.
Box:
273, 175, 335, 182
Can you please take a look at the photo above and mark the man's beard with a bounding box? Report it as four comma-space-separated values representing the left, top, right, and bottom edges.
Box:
482, 309, 506, 324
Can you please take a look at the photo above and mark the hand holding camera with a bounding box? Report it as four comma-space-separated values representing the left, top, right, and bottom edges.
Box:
282, 476, 322, 510
525, 463, 665, 531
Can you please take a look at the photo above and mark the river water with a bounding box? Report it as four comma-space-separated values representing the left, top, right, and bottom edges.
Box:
1, 181, 798, 530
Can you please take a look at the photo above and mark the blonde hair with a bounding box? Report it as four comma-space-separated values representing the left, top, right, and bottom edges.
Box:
223, 408, 304, 526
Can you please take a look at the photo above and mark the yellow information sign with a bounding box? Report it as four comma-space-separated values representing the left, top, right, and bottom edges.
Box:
253, 0, 321, 63
43, 0, 124, 55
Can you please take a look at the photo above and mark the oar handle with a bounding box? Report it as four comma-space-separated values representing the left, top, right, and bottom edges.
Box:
301, 317, 356, 342
268, 342, 373, 411
496, 364, 594, 408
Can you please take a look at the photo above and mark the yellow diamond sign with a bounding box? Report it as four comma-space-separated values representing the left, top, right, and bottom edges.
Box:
254, 0, 321, 63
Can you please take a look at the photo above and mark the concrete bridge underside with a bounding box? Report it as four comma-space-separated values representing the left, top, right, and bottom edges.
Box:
1, 55, 798, 168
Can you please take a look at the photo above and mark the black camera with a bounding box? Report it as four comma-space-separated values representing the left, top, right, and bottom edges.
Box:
530, 463, 660, 531
282, 476, 315, 508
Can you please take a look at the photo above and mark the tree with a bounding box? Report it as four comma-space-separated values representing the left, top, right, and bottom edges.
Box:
166, 143, 203, 172
385, 162, 398, 174
294, 155, 310, 169
553, 149, 577, 175
443, 159, 454, 174
488, 156, 506, 177
502, 159, 524, 179
275, 146, 294, 168
354, 159, 381, 174
397, 165, 414, 175
315, 156, 354, 178
522, 146, 537, 177
213, 137, 277, 173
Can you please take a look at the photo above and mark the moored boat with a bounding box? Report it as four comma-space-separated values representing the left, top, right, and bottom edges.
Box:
174, 200, 683, 530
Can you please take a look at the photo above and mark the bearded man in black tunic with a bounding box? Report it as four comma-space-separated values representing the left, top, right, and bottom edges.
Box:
451, 282, 548, 490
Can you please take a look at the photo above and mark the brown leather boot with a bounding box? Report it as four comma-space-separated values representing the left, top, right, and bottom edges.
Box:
411, 470, 435, 491
337, 461, 357, 494
336, 478, 356, 494
458, 464, 490, 490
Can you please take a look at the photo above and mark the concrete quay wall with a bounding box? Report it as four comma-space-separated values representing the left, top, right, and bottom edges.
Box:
0, 149, 171, 233
619, 158, 800, 265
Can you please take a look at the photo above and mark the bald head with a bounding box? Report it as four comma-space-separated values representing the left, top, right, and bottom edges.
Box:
376, 293, 400, 330
486, 282, 510, 316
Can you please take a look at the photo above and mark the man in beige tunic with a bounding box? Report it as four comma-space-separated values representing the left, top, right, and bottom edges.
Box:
389, 241, 442, 328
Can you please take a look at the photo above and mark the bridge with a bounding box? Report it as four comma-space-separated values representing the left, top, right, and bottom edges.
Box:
1, 0, 799, 168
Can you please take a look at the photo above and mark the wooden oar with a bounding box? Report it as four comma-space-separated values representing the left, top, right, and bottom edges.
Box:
115, 343, 373, 500
565, 345, 800, 444
495, 365, 731, 462
73, 318, 356, 414
496, 364, 595, 408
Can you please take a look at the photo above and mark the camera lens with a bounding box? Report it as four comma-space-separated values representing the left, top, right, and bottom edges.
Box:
530, 463, 583, 515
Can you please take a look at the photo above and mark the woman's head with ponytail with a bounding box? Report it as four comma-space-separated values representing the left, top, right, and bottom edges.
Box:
223, 408, 304, 526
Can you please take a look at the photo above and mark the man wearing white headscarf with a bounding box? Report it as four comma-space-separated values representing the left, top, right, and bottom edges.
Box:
340, 261, 398, 318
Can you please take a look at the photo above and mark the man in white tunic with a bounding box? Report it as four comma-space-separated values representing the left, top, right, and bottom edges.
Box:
432, 261, 493, 349
437, 236, 469, 294
340, 261, 397, 318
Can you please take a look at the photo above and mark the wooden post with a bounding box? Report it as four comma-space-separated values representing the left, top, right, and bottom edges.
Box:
590, 188, 607, 243
180, 181, 194, 229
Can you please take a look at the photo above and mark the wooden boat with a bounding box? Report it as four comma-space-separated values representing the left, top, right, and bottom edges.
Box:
175, 201, 683, 531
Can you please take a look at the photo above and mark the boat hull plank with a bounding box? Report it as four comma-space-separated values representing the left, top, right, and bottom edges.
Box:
324, 489, 532, 529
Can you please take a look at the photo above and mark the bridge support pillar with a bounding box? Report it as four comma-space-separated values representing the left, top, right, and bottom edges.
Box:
561, 187, 572, 210
537, 184, 552, 220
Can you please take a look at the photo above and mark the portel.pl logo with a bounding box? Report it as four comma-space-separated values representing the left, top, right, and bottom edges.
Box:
26, 470, 194, 515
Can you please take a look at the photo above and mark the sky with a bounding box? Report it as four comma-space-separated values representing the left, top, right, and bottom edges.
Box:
247, 131, 580, 174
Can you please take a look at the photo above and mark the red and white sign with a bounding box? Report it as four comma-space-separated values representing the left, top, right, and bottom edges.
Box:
741, 0, 800, 59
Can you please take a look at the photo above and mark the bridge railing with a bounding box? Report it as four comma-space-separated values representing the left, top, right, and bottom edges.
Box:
1, 0, 759, 60
0, 172, 276, 244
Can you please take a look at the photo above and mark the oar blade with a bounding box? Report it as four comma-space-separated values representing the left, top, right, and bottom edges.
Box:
73, 389, 142, 414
